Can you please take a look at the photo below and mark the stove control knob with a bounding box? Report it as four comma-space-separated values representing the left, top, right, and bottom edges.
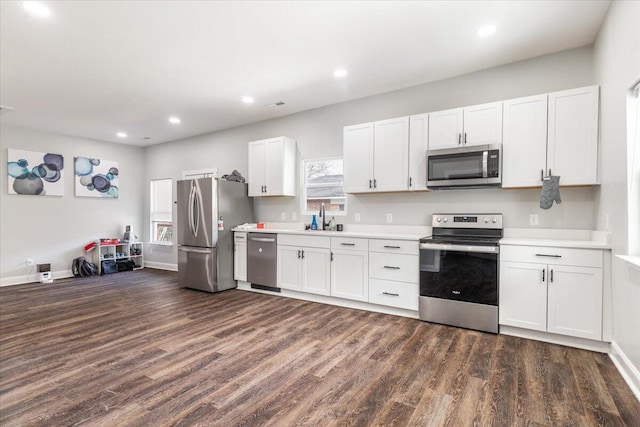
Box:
436, 217, 441, 223
443, 218, 448, 222
484, 217, 490, 223
492, 217, 497, 223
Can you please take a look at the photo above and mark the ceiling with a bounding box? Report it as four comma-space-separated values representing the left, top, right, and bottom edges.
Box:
0, 1, 611, 147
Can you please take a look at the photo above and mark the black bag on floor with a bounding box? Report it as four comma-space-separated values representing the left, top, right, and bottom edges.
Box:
101, 260, 118, 275
116, 259, 136, 272
72, 257, 98, 277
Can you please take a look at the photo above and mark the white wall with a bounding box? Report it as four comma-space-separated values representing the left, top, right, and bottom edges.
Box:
593, 0, 640, 383
0, 125, 145, 284
144, 46, 597, 267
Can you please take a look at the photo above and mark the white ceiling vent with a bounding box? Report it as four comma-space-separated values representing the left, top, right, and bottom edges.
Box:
0, 105, 15, 115
265, 101, 285, 108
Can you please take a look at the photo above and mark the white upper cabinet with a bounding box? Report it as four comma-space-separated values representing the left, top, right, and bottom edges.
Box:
427, 108, 463, 150
248, 137, 296, 197
343, 123, 375, 193
502, 94, 549, 188
547, 85, 599, 186
502, 86, 599, 188
408, 113, 429, 191
463, 102, 503, 146
343, 117, 409, 193
428, 102, 502, 150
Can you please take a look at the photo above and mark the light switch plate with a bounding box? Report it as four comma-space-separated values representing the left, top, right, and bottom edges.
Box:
386, 213, 393, 223
529, 214, 539, 226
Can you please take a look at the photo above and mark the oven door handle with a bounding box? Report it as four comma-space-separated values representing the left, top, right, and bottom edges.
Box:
419, 243, 499, 254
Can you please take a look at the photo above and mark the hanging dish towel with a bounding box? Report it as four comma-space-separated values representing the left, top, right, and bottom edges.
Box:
540, 175, 561, 209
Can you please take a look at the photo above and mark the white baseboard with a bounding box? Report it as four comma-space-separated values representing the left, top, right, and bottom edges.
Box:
0, 269, 74, 287
499, 325, 611, 353
144, 261, 178, 271
236, 281, 419, 319
609, 341, 640, 401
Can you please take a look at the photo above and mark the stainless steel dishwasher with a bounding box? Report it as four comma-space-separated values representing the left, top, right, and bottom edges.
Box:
247, 233, 279, 292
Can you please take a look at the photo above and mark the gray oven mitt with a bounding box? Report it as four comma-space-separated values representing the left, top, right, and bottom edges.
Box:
540, 175, 561, 209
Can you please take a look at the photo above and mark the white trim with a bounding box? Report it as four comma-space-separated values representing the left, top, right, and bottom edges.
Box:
237, 281, 418, 319
610, 341, 640, 402
499, 325, 611, 353
1, 269, 74, 287
144, 262, 178, 272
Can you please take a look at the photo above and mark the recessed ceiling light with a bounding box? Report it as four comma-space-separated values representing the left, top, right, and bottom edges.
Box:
116, 132, 127, 138
333, 69, 348, 78
23, 1, 51, 18
476, 25, 497, 37
169, 116, 181, 124
242, 96, 255, 104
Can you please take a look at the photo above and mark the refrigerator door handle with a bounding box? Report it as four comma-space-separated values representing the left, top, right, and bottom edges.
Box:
193, 186, 200, 237
178, 247, 212, 254
188, 183, 195, 237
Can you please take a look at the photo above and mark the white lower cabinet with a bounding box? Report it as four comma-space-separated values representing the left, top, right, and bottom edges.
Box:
277, 235, 331, 296
500, 245, 604, 341
331, 237, 369, 302
233, 232, 247, 281
367, 239, 419, 310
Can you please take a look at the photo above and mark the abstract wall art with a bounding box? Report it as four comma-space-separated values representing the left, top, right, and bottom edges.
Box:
74, 156, 119, 198
7, 149, 65, 196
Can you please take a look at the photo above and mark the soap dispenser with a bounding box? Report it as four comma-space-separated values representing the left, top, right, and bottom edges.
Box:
311, 214, 318, 230
329, 216, 336, 231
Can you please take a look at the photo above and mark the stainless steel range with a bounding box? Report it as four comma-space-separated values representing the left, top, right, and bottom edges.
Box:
419, 214, 503, 333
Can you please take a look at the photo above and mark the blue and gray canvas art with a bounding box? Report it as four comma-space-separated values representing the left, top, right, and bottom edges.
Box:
74, 156, 119, 198
7, 149, 64, 196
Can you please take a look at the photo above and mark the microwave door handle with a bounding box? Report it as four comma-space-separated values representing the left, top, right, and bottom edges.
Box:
482, 150, 488, 178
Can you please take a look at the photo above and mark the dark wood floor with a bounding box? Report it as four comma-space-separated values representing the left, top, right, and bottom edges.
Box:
1, 269, 638, 426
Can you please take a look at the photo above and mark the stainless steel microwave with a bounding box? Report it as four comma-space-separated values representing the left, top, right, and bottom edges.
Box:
426, 144, 502, 189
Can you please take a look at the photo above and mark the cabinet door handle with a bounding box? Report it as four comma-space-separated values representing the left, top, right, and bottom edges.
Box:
382, 292, 400, 297
464, 132, 467, 144
458, 133, 462, 145
542, 268, 545, 282
330, 252, 334, 262
409, 177, 412, 187
373, 179, 377, 188
383, 245, 401, 249
297, 250, 301, 259
535, 254, 562, 258
340, 243, 355, 246
550, 269, 554, 283
383, 265, 400, 269
540, 169, 544, 181
369, 179, 372, 189
264, 185, 267, 193
301, 250, 304, 259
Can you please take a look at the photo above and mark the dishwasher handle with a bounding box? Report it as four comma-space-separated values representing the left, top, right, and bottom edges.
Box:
249, 237, 276, 243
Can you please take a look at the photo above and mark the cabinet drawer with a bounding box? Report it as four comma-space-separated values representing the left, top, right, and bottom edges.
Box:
500, 245, 602, 268
234, 232, 247, 243
278, 234, 330, 248
331, 237, 368, 251
369, 239, 419, 255
369, 252, 418, 283
369, 279, 418, 310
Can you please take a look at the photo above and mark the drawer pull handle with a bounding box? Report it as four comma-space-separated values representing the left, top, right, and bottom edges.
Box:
383, 245, 401, 249
382, 292, 399, 297
383, 266, 400, 269
535, 254, 562, 258
340, 243, 356, 246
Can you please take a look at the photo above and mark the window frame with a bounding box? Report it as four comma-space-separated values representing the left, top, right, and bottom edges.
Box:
300, 156, 347, 217
150, 178, 174, 245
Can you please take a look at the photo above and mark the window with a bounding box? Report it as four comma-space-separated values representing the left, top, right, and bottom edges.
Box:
150, 179, 173, 244
302, 157, 346, 215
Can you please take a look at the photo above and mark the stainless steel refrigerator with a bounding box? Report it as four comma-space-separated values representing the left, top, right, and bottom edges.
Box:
177, 178, 254, 293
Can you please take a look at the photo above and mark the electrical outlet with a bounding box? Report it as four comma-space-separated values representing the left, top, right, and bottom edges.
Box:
292, 212, 298, 221
26, 258, 34, 266
529, 214, 539, 226
386, 213, 393, 223
280, 212, 286, 220
355, 213, 361, 222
